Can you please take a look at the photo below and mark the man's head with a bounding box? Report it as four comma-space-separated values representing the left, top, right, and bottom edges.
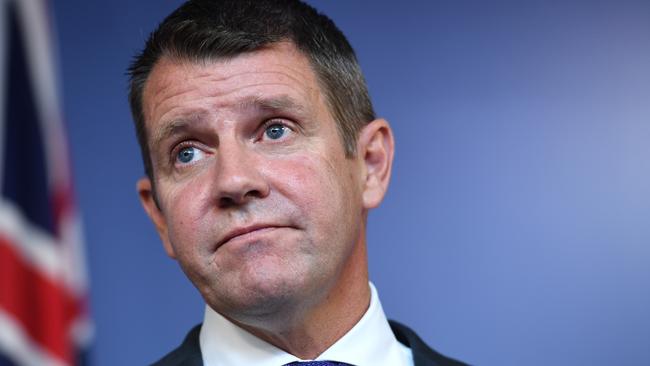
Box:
129, 0, 376, 186
128, 0, 394, 331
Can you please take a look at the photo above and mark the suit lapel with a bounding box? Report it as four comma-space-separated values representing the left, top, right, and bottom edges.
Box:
389, 320, 468, 366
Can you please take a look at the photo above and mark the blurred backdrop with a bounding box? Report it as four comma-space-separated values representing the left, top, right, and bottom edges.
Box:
23, 0, 650, 364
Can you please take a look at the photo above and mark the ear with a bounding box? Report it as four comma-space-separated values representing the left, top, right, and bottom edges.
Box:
137, 178, 177, 259
357, 118, 395, 209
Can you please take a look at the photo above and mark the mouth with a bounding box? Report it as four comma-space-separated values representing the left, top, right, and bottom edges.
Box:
217, 224, 288, 248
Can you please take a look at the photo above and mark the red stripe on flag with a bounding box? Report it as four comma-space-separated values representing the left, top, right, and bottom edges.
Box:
0, 235, 83, 364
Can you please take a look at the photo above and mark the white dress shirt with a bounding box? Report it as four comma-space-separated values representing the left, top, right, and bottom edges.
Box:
199, 282, 414, 366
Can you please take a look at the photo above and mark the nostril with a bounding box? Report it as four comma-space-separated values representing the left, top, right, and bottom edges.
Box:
246, 189, 264, 199
218, 189, 263, 208
218, 196, 237, 208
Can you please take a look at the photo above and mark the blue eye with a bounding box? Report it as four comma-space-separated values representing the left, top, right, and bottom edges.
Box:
176, 146, 202, 164
265, 124, 286, 140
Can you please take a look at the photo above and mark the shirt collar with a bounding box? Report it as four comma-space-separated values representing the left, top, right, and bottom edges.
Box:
199, 282, 411, 366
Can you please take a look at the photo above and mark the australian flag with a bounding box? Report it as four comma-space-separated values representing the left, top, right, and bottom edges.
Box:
0, 0, 93, 365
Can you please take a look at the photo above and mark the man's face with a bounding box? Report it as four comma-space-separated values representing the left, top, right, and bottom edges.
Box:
138, 43, 387, 321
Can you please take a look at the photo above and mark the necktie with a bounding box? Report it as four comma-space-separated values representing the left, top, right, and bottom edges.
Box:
283, 362, 353, 366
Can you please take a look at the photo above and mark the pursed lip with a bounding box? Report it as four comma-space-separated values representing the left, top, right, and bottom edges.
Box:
217, 224, 287, 248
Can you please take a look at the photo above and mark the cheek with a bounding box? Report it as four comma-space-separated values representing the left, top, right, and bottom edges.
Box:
268, 153, 360, 226
159, 178, 213, 255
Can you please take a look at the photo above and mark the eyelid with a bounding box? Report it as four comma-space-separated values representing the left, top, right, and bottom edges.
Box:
262, 118, 292, 128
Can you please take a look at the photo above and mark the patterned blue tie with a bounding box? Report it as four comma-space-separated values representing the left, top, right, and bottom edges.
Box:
283, 362, 353, 366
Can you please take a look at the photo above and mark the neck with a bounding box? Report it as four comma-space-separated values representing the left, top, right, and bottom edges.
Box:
230, 236, 370, 359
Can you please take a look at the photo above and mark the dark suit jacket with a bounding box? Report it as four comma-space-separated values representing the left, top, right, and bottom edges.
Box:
151, 320, 467, 366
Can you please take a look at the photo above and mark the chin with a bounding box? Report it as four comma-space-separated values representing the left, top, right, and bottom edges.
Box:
193, 243, 329, 323
208, 270, 305, 314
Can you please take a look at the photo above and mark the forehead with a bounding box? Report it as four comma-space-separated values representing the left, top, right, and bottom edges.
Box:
141, 42, 325, 131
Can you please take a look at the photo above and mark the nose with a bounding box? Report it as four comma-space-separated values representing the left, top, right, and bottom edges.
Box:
211, 141, 270, 208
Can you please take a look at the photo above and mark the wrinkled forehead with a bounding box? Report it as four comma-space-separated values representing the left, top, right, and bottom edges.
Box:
140, 42, 326, 132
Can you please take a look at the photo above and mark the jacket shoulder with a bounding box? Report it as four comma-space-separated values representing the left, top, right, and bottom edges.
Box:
389, 320, 469, 366
150, 324, 204, 366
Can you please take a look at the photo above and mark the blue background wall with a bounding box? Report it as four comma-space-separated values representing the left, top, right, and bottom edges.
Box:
51, 1, 650, 365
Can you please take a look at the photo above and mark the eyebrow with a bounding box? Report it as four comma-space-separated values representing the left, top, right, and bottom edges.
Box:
236, 95, 308, 116
150, 111, 209, 149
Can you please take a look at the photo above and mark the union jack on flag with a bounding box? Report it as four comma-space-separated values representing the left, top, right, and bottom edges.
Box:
0, 0, 93, 365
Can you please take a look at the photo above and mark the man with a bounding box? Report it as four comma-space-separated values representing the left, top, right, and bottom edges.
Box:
128, 1, 466, 365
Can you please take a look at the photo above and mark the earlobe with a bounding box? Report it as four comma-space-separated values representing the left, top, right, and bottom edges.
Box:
137, 178, 177, 259
357, 118, 395, 209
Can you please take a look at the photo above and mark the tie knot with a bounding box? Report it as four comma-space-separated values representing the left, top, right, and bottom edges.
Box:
284, 362, 352, 366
